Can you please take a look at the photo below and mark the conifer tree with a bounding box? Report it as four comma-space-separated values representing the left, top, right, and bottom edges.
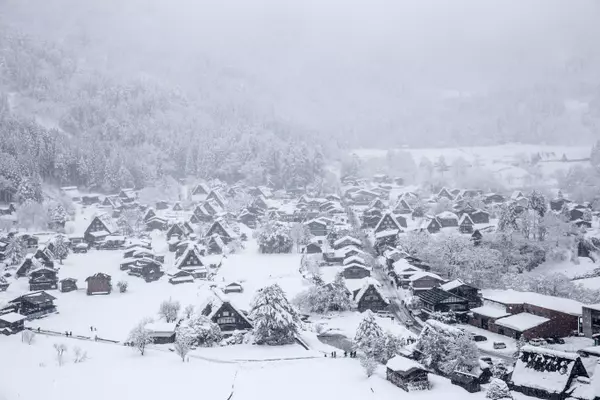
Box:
353, 310, 383, 358
250, 284, 300, 345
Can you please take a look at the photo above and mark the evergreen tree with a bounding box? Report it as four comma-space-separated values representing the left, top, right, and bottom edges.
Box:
528, 190, 547, 218
434, 156, 450, 175
5, 236, 26, 266
250, 284, 300, 345
498, 202, 520, 232
48, 203, 67, 230
353, 311, 384, 358
486, 378, 512, 399
53, 235, 69, 264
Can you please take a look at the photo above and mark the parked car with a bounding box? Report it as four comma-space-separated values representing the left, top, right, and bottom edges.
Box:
545, 338, 557, 345
376, 310, 394, 319
493, 342, 507, 350
473, 335, 488, 342
73, 243, 89, 254
550, 337, 565, 345
529, 338, 547, 347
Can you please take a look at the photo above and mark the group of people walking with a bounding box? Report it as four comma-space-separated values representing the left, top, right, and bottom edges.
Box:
325, 350, 357, 358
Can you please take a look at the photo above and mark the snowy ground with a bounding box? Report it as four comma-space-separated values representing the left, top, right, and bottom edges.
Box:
457, 324, 517, 356
352, 143, 592, 188
1, 333, 537, 400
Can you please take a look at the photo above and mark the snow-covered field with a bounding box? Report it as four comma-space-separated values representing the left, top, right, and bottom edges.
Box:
352, 143, 592, 188
1, 333, 535, 400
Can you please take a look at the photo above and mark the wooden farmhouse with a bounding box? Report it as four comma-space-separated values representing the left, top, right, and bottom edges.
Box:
354, 278, 389, 312
28, 267, 58, 291
510, 346, 588, 400
458, 213, 475, 234
386, 356, 430, 392
84, 213, 118, 243
201, 289, 253, 333
6, 291, 57, 318
0, 312, 27, 335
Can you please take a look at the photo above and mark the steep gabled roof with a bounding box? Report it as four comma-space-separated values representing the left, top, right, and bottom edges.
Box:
201, 288, 253, 327
174, 245, 204, 270
355, 278, 389, 304
374, 212, 404, 232
417, 287, 468, 305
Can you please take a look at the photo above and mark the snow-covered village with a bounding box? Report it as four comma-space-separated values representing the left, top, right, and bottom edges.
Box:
1, 1, 600, 399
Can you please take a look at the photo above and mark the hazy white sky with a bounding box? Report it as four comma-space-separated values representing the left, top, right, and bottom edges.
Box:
3, 0, 599, 144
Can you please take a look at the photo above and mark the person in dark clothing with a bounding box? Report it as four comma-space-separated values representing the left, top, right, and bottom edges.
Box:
344, 351, 347, 357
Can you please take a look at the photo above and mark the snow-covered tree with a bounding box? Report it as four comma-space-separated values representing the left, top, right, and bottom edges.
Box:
290, 222, 313, 252
174, 328, 193, 362
117, 208, 144, 237
117, 280, 129, 293
378, 332, 406, 364
492, 361, 508, 379
257, 221, 294, 254
498, 202, 520, 232
47, 203, 67, 230
128, 319, 153, 356
17, 200, 48, 230
183, 304, 195, 319
54, 343, 68, 366
73, 346, 88, 363
360, 355, 378, 377
5, 236, 26, 265
178, 314, 222, 347
158, 299, 181, 323
417, 321, 479, 375
250, 284, 300, 345
21, 330, 35, 345
53, 235, 69, 264
294, 273, 353, 314
354, 311, 384, 358
486, 378, 512, 399
528, 190, 547, 218
435, 155, 449, 175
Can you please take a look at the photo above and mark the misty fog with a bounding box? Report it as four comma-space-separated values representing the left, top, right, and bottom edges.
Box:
3, 0, 599, 146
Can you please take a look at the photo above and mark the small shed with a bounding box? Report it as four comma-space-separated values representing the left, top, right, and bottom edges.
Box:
85, 273, 112, 295
385, 356, 430, 391
223, 282, 244, 294
144, 322, 176, 344
450, 370, 481, 393
305, 242, 322, 254
59, 278, 78, 293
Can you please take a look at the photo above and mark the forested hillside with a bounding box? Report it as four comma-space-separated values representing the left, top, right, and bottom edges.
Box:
0, 29, 328, 198
1, 0, 600, 201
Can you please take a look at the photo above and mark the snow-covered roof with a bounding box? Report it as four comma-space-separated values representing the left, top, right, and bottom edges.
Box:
343, 255, 366, 265
494, 313, 550, 332
343, 262, 371, 272
145, 322, 176, 334
374, 229, 399, 239
470, 305, 509, 319
202, 288, 253, 326
173, 245, 204, 270
333, 236, 361, 247
386, 355, 427, 373
344, 277, 369, 293
440, 279, 473, 292
436, 211, 459, 220
458, 213, 474, 225
89, 230, 109, 237
408, 271, 444, 282
511, 346, 581, 394
0, 312, 27, 323
482, 289, 584, 316
355, 277, 389, 305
